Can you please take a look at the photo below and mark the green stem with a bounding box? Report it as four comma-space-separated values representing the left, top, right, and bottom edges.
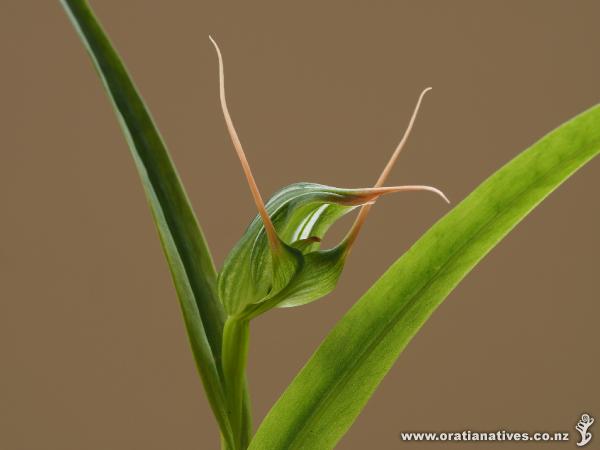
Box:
240, 381, 253, 449
222, 316, 252, 449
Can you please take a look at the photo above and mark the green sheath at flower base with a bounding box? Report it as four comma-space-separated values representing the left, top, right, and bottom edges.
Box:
210, 38, 447, 319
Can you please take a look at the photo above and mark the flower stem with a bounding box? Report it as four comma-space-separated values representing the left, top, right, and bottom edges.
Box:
222, 315, 252, 449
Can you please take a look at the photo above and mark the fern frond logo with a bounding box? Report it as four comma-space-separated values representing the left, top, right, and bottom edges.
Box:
575, 413, 594, 447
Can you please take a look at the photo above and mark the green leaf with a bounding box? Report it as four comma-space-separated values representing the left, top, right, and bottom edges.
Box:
218, 183, 436, 316
60, 0, 234, 444
249, 104, 600, 449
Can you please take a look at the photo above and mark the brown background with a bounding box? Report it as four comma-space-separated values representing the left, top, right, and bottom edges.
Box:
1, 1, 599, 449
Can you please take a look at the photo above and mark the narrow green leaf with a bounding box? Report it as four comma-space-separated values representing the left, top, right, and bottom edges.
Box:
250, 104, 600, 449
60, 0, 233, 443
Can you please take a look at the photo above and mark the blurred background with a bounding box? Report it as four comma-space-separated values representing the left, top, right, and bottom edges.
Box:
1, 1, 599, 448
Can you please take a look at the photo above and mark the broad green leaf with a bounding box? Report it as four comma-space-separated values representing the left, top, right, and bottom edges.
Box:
218, 183, 444, 316
60, 0, 234, 444
250, 104, 600, 449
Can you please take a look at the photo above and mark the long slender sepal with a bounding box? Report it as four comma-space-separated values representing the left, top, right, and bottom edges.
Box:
209, 36, 281, 253
345, 88, 437, 249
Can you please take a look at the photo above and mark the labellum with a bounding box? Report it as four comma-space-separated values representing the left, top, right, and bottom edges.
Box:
210, 37, 449, 319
